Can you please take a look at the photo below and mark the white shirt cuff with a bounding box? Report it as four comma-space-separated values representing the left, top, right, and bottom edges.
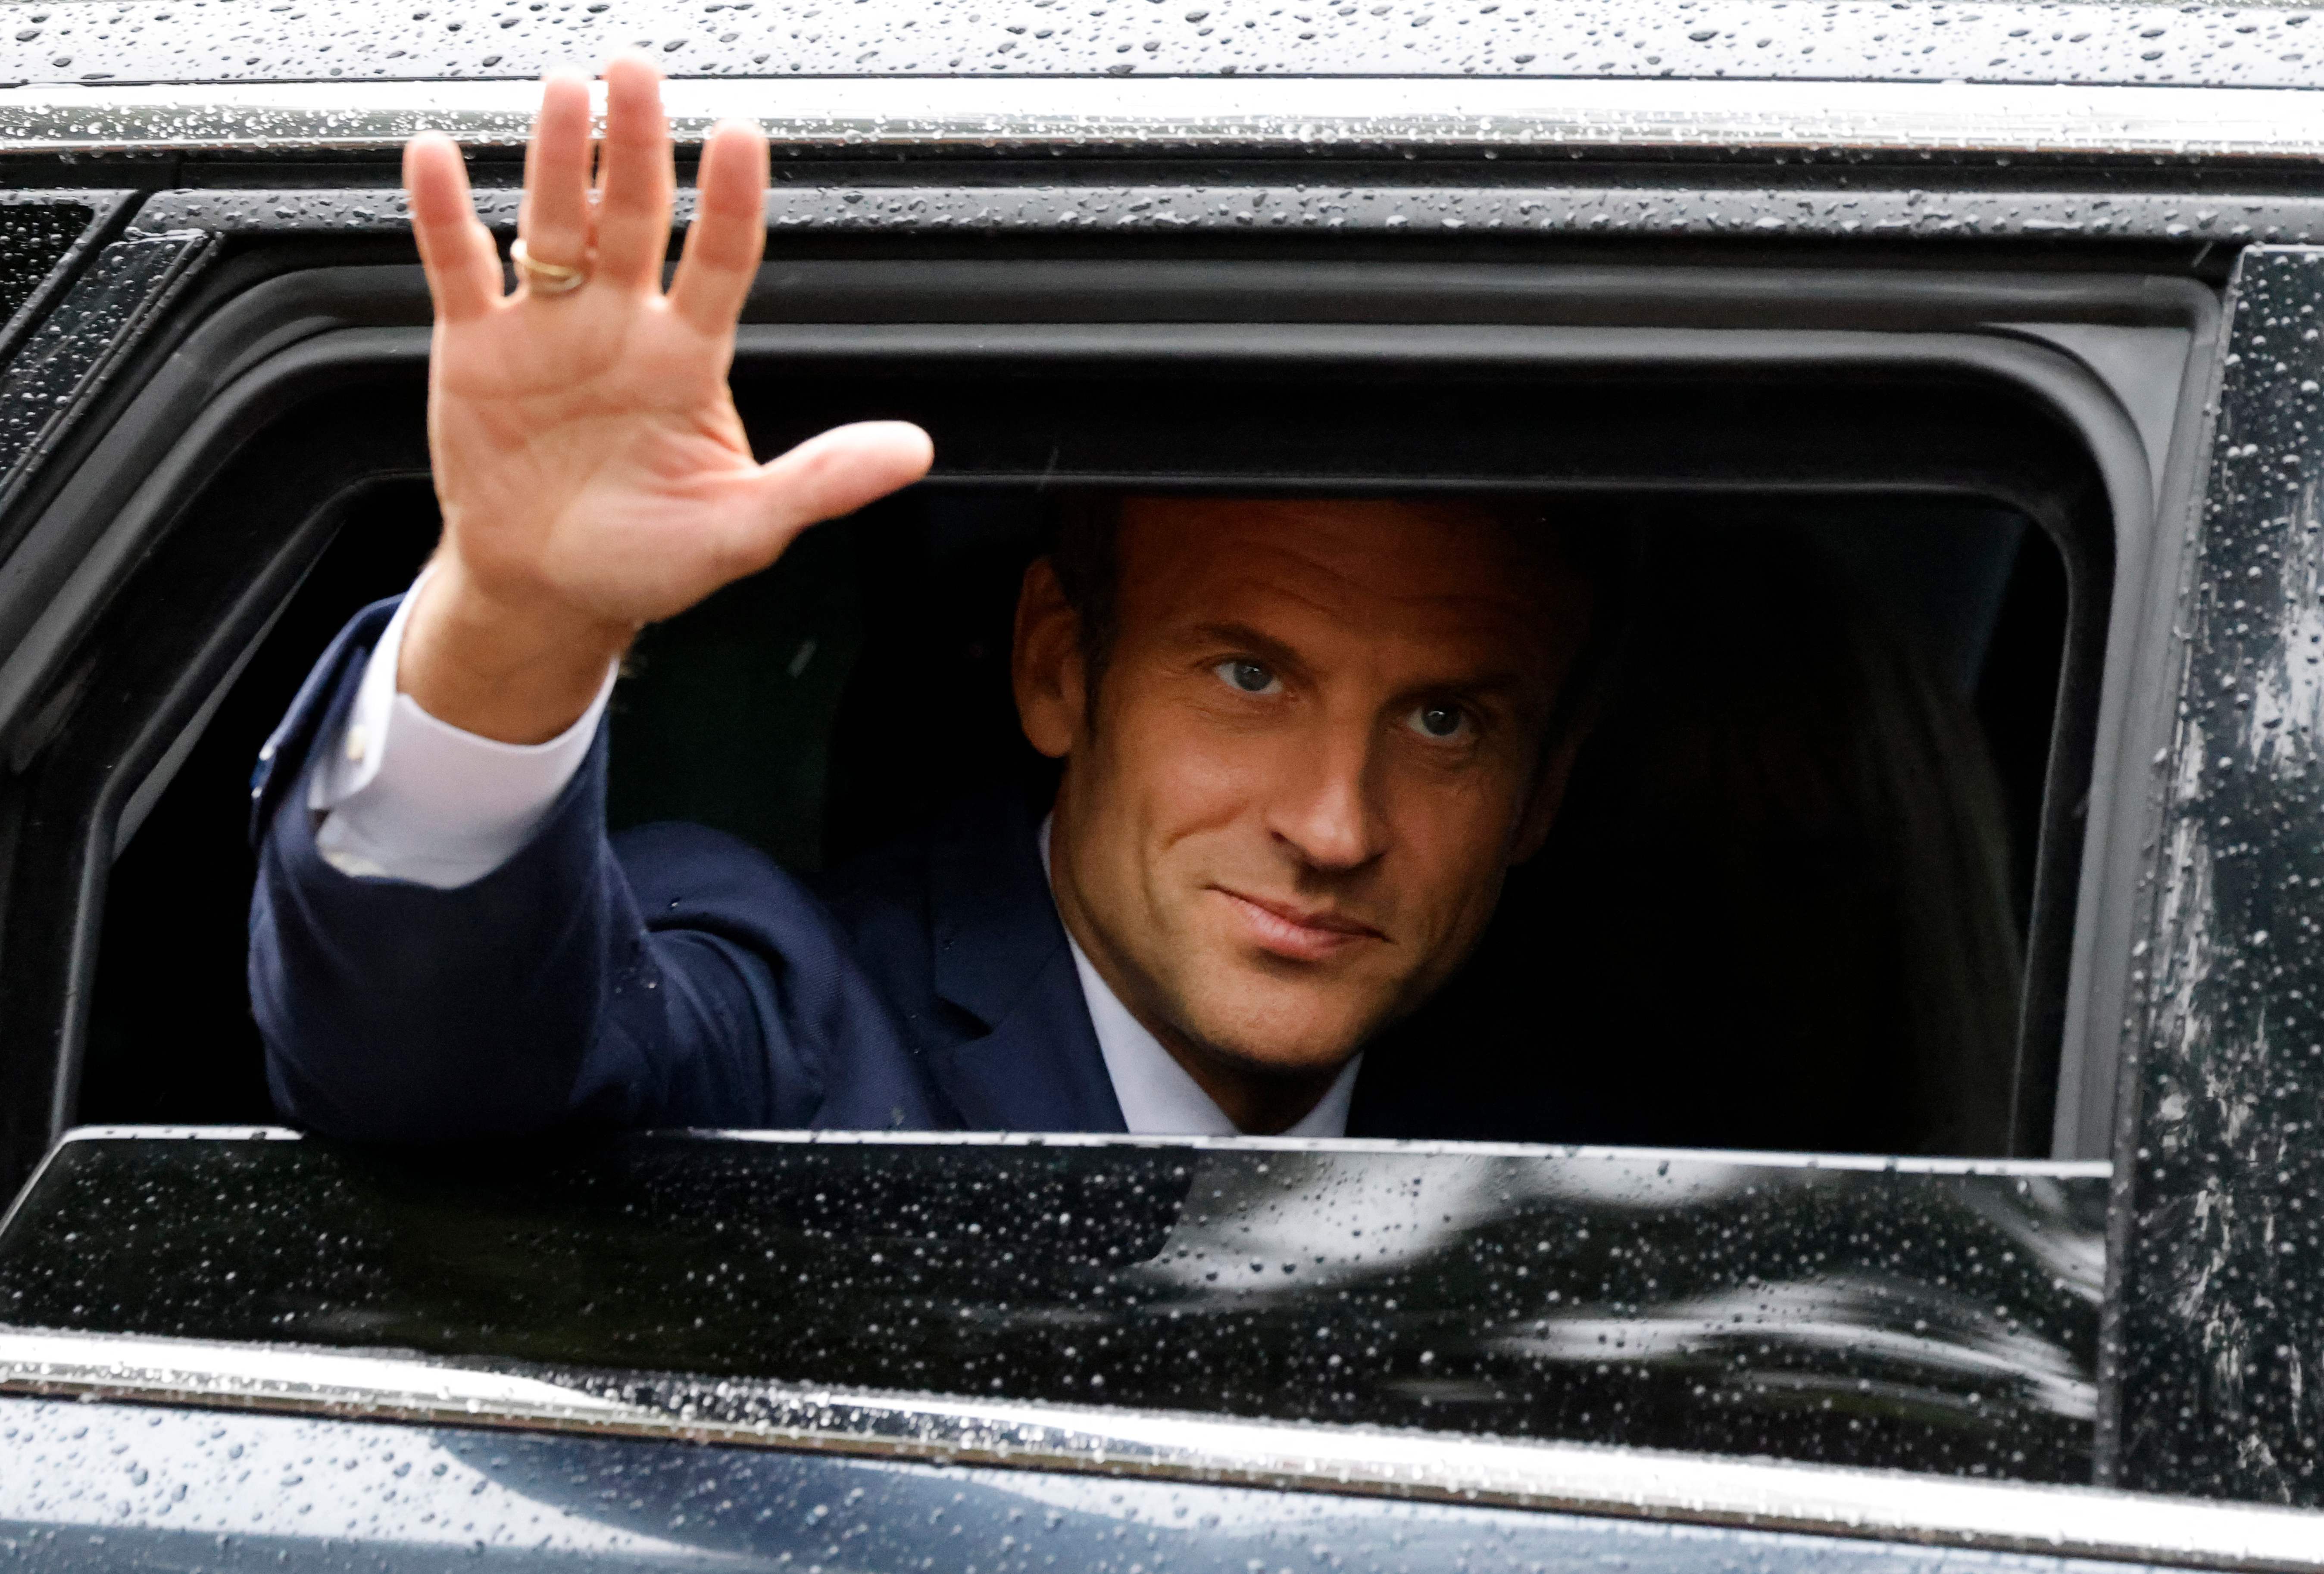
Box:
309, 571, 617, 889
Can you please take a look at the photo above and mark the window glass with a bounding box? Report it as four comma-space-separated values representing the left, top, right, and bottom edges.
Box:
0, 202, 94, 337
0, 1131, 2107, 1480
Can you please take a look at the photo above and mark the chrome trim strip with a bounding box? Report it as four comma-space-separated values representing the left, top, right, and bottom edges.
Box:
7, 77, 2324, 159
0, 1327, 2311, 1570
658, 1126, 2118, 1176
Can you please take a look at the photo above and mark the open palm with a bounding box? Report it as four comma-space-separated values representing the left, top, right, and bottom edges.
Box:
400, 56, 931, 741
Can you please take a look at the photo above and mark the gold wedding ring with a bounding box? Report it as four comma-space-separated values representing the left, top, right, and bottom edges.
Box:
510, 238, 587, 296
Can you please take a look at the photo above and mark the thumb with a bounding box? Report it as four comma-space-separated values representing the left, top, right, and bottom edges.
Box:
716, 421, 935, 575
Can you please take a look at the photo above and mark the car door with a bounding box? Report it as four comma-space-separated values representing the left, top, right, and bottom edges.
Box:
5, 19, 2324, 1569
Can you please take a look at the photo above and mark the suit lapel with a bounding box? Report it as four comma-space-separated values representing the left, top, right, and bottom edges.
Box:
921, 789, 1127, 1134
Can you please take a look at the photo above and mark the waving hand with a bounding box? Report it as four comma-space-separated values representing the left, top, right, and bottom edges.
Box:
397, 56, 933, 742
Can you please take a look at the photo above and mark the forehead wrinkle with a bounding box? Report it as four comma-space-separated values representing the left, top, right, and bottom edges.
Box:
1120, 506, 1583, 695
1171, 529, 1556, 637
1168, 580, 1545, 683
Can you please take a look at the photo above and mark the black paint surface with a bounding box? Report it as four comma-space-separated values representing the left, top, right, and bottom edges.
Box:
0, 233, 211, 524
0, 1132, 2105, 1481
2120, 246, 2324, 1506
120, 184, 2324, 249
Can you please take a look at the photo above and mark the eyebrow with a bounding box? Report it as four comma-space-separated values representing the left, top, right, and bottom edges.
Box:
1189, 621, 1308, 675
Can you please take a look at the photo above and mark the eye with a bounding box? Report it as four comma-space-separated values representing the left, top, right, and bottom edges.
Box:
1408, 702, 1469, 740
1213, 658, 1282, 696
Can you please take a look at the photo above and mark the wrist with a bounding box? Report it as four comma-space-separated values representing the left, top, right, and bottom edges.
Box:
397, 553, 633, 744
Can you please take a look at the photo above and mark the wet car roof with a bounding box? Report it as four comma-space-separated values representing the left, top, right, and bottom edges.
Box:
3, 0, 2323, 91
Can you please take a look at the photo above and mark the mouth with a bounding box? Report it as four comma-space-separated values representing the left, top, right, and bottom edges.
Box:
1212, 887, 1387, 963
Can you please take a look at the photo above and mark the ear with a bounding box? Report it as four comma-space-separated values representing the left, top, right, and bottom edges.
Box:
1013, 556, 1087, 761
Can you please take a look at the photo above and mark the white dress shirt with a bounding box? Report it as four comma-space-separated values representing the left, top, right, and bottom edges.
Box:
308, 571, 615, 888
309, 578, 1359, 1137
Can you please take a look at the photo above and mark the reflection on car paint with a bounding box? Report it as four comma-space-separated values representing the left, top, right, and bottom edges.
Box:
0, 1395, 2188, 1574
0, 1131, 2107, 1481
2124, 244, 2324, 1508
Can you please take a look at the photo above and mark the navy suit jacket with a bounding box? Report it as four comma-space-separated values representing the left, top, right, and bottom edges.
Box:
249, 598, 1142, 1142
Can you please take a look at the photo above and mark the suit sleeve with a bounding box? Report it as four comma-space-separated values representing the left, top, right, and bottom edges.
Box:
247, 601, 949, 1142
308, 571, 617, 891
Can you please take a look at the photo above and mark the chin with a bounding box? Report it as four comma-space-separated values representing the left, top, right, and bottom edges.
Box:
1178, 976, 1379, 1078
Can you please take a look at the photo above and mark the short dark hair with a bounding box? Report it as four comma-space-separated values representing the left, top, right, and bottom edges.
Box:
1048, 492, 1128, 702
1044, 494, 1627, 750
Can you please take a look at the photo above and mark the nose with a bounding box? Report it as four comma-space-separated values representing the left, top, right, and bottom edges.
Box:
1266, 724, 1388, 873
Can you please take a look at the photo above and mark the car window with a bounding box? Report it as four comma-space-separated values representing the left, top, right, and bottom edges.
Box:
0, 201, 96, 346
0, 1130, 2108, 1480
75, 480, 2071, 1158
75, 351, 2102, 1165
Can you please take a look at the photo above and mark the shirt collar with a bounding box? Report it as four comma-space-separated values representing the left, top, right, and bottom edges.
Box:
1037, 814, 1359, 1138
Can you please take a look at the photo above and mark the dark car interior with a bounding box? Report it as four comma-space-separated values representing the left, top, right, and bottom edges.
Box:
69, 369, 2083, 1162
0, 259, 2124, 1173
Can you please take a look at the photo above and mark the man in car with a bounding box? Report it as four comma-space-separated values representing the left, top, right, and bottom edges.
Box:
247, 56, 1601, 1141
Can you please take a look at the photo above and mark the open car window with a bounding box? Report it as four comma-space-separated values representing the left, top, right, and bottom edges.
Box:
89, 476, 2076, 1159
78, 318, 2115, 1165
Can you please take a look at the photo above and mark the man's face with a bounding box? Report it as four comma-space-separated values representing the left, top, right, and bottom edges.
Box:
1015, 497, 1591, 1128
